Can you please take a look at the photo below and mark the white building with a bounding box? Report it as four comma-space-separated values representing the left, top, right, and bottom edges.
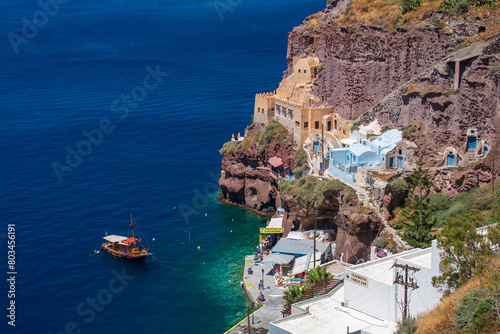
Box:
269, 240, 443, 334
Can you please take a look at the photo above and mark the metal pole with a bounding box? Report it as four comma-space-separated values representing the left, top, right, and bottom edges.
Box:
247, 306, 251, 334
492, 158, 495, 207
404, 265, 408, 319
321, 124, 325, 173
313, 216, 317, 269
261, 269, 264, 289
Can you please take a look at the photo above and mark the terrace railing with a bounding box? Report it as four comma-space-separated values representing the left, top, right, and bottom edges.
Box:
281, 278, 344, 317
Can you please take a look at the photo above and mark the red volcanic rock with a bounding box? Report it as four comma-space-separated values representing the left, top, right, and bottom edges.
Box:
219, 136, 295, 213
286, 6, 499, 167
280, 191, 381, 264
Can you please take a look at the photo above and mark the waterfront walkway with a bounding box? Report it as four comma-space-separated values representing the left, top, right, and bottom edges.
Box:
225, 255, 285, 334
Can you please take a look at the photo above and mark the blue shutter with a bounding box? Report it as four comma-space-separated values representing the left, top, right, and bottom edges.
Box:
447, 154, 455, 166
468, 137, 477, 149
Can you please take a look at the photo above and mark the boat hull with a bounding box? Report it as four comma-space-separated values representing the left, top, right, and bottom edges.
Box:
101, 243, 151, 263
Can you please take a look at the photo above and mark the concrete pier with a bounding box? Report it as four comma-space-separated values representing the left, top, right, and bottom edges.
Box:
225, 255, 285, 334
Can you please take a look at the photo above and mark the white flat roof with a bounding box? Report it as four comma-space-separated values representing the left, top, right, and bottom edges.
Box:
272, 286, 397, 334
349, 248, 432, 284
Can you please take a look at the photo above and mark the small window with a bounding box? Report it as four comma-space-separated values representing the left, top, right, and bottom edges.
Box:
315, 121, 319, 129
304, 70, 307, 74
295, 121, 300, 128
298, 69, 301, 73
304, 122, 309, 129
343, 129, 346, 135
398, 149, 402, 155
258, 108, 260, 113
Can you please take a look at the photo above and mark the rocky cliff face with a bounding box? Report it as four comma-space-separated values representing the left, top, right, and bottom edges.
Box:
219, 126, 295, 213
285, 6, 496, 121
279, 191, 381, 263
287, 5, 499, 167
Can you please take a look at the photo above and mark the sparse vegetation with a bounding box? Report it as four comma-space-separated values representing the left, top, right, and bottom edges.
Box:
240, 131, 261, 151
490, 64, 500, 75
402, 124, 417, 138
219, 141, 233, 155
344, 187, 358, 203
318, 62, 324, 73
381, 125, 389, 133
415, 258, 500, 333
258, 121, 289, 152
401, 0, 422, 14
350, 125, 360, 131
372, 236, 390, 248
455, 40, 471, 51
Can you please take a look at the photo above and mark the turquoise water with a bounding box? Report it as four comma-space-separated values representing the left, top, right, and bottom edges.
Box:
0, 0, 326, 333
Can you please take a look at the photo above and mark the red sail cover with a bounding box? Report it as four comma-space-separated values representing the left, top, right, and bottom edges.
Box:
121, 237, 139, 245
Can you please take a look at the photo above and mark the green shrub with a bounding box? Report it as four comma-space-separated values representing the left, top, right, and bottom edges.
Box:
280, 180, 294, 195
350, 125, 360, 131
455, 40, 470, 51
373, 236, 390, 248
401, 0, 421, 14
344, 187, 357, 203
294, 147, 309, 168
314, 179, 346, 204
219, 141, 233, 155
490, 65, 500, 75
345, 0, 353, 14
362, 5, 370, 11
318, 63, 324, 73
428, 193, 452, 212
381, 125, 389, 133
293, 166, 303, 177
395, 317, 417, 334
451, 0, 469, 14
390, 178, 408, 196
402, 125, 416, 138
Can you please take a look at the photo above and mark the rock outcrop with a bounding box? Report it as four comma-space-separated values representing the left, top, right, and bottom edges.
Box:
279, 191, 381, 263
219, 126, 295, 213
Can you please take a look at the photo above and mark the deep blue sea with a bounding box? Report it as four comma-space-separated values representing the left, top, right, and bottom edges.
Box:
0, 0, 325, 333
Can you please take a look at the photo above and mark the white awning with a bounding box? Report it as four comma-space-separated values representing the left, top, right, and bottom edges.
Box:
291, 254, 310, 275
291, 253, 322, 275
103, 235, 126, 243
262, 253, 295, 265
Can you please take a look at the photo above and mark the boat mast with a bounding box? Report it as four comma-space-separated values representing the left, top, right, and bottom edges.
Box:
130, 212, 138, 248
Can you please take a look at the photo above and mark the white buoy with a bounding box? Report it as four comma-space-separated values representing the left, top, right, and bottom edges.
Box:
205, 213, 207, 216
152, 238, 155, 242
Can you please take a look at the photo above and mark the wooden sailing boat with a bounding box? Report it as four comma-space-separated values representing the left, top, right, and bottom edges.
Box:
101, 213, 152, 262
